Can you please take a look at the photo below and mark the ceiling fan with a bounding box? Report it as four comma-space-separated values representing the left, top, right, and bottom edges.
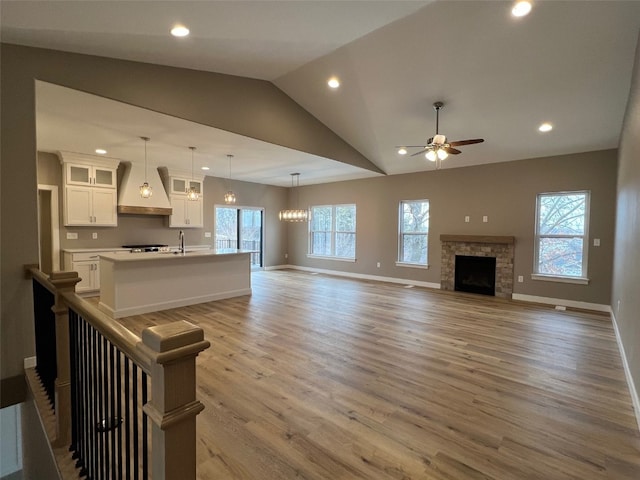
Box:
397, 101, 484, 168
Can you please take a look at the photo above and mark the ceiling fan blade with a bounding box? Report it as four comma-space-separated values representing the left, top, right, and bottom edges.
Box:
410, 148, 429, 157
443, 147, 461, 155
448, 138, 485, 147
396, 145, 429, 148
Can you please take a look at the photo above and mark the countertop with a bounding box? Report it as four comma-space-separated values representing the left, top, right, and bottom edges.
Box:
63, 245, 212, 253
99, 248, 255, 262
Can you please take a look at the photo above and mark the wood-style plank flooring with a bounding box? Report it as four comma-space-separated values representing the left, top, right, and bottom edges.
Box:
119, 270, 640, 479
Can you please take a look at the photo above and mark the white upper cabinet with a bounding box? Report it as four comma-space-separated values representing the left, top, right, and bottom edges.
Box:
59, 152, 120, 226
160, 168, 205, 228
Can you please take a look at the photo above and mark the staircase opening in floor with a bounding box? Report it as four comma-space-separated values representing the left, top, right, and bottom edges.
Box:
454, 255, 496, 296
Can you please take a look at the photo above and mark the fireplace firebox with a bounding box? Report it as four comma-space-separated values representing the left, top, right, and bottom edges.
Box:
454, 255, 496, 296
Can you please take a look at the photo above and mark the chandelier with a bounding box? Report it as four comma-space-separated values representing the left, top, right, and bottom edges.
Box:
279, 173, 308, 222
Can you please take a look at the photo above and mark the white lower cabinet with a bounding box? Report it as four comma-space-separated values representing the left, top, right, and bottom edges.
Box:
63, 250, 121, 294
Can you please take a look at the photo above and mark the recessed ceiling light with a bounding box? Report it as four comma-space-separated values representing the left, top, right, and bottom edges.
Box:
95, 148, 107, 155
538, 122, 553, 132
171, 25, 190, 37
397, 147, 407, 155
328, 77, 340, 89
512, 1, 532, 17
201, 166, 210, 171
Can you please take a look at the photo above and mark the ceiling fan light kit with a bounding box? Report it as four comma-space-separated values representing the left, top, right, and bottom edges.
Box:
398, 101, 484, 169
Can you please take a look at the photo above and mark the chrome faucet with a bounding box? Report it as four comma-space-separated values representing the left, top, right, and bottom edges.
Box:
179, 230, 185, 253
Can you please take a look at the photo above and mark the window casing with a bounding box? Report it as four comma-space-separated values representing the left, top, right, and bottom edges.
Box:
534, 191, 589, 281
309, 204, 356, 260
397, 200, 429, 267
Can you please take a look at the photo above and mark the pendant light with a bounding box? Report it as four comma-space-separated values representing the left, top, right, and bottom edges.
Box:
139, 136, 152, 198
279, 173, 308, 222
186, 146, 199, 201
224, 154, 236, 205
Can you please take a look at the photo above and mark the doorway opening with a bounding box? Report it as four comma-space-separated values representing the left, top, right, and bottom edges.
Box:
37, 185, 60, 274
215, 206, 264, 269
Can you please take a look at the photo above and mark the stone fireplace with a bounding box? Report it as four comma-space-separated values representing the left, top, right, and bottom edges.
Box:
440, 235, 515, 298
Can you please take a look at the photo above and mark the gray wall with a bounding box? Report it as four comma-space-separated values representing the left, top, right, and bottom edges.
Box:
290, 150, 618, 305
37, 152, 288, 268
612, 34, 640, 404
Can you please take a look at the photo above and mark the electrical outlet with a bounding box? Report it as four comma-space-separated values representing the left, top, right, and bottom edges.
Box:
204, 232, 212, 238
376, 262, 381, 268
483, 215, 488, 223
464, 216, 470, 223
593, 238, 600, 246
617, 300, 621, 312
555, 305, 567, 311
285, 253, 288, 259
92, 232, 98, 239
517, 275, 524, 283
66, 232, 78, 240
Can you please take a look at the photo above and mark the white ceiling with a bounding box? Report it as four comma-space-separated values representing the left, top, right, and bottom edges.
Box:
3, 0, 640, 186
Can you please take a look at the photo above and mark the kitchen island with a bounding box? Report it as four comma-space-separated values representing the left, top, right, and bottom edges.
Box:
98, 248, 252, 318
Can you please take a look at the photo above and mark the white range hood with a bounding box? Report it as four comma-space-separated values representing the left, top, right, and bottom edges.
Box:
117, 162, 172, 215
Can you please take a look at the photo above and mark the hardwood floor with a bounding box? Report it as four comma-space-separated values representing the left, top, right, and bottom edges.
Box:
119, 270, 640, 479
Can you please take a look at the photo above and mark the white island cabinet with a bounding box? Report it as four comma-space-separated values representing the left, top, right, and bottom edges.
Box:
98, 249, 252, 318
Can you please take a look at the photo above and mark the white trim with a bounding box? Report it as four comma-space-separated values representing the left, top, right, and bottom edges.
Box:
270, 264, 441, 289
98, 288, 252, 319
264, 264, 291, 271
37, 184, 60, 272
24, 356, 37, 369
306, 255, 356, 263
531, 273, 589, 285
611, 311, 640, 434
395, 262, 429, 269
512, 293, 609, 312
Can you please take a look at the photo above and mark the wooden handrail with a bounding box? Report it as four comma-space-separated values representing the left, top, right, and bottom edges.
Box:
28, 264, 152, 373
27, 264, 209, 479
60, 291, 151, 374
26, 265, 56, 294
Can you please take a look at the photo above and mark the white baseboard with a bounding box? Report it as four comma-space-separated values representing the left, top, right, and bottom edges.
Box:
267, 264, 441, 289
511, 293, 610, 313
24, 356, 36, 369
611, 311, 640, 434
98, 288, 252, 319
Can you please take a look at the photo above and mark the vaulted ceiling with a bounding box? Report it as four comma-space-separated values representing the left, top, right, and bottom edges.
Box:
2, 1, 639, 186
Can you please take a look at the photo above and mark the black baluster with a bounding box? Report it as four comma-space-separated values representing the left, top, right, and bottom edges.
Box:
133, 363, 139, 480
142, 372, 148, 480
116, 350, 123, 480
125, 359, 131, 480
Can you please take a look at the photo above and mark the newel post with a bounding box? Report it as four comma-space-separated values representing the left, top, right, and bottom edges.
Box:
49, 271, 81, 447
137, 321, 210, 480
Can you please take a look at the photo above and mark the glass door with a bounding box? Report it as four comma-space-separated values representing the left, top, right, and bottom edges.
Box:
215, 206, 263, 269
240, 209, 263, 269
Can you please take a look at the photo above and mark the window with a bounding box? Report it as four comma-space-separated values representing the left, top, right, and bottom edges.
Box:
398, 200, 429, 267
309, 204, 356, 260
534, 191, 589, 281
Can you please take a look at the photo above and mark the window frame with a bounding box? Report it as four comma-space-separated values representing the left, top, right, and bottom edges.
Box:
396, 199, 430, 269
307, 204, 356, 262
532, 190, 590, 284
